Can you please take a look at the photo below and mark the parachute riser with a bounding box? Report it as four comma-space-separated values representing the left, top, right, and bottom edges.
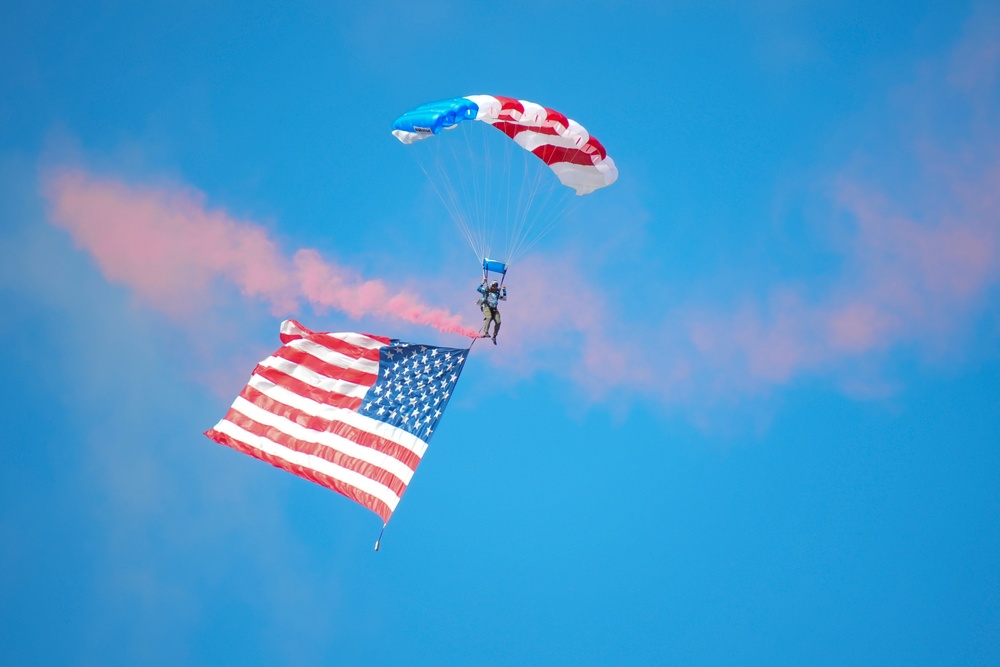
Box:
482, 257, 508, 287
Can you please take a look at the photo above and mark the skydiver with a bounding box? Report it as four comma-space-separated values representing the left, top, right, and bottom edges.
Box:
477, 279, 507, 344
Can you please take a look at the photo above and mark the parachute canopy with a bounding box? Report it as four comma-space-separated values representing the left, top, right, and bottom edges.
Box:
392, 94, 618, 268
392, 95, 618, 195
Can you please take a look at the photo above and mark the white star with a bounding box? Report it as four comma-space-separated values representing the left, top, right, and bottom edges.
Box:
377, 406, 386, 415
434, 409, 442, 419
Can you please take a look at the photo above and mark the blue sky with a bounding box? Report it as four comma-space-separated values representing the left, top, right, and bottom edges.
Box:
2, 1, 1000, 665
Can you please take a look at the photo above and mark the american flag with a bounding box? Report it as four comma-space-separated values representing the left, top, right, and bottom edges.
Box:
205, 319, 470, 524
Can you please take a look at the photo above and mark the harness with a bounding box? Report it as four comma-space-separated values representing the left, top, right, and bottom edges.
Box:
479, 287, 501, 310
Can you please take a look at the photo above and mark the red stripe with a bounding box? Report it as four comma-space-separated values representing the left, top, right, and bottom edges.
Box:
543, 107, 569, 131
306, 333, 384, 361
238, 384, 423, 471
253, 364, 364, 411
281, 325, 390, 351
493, 95, 524, 120
222, 407, 409, 498
491, 122, 609, 161
206, 428, 393, 522
273, 346, 378, 387
492, 121, 560, 139
361, 333, 393, 346
533, 144, 604, 167
585, 135, 608, 160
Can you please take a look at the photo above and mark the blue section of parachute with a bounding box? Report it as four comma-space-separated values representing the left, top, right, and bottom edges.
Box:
482, 258, 507, 274
392, 97, 480, 136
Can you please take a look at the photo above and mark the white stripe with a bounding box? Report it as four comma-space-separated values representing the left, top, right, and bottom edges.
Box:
513, 131, 594, 154
286, 338, 380, 376
563, 119, 589, 144
466, 94, 501, 120
213, 419, 401, 511
327, 332, 387, 350
247, 373, 430, 458
259, 356, 370, 399
549, 162, 618, 195
516, 100, 546, 124
231, 397, 417, 482
392, 129, 428, 144
280, 319, 309, 339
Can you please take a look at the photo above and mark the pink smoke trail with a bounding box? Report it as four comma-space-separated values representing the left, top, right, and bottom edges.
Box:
293, 249, 477, 337
41, 168, 480, 338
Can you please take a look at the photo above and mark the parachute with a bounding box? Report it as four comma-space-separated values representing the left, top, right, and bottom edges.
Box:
392, 95, 617, 271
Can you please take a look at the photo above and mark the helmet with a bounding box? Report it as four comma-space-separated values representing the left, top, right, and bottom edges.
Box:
490, 281, 499, 289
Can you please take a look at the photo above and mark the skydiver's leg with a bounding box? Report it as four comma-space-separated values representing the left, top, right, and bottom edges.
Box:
492, 320, 500, 344
481, 306, 493, 336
